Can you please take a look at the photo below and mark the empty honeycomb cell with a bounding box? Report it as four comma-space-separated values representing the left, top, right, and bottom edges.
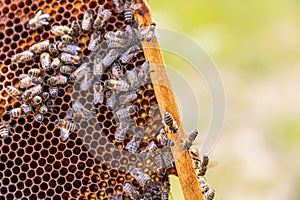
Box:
31, 185, 39, 193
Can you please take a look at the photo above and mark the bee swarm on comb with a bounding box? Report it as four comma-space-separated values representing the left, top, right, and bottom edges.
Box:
0, 0, 211, 199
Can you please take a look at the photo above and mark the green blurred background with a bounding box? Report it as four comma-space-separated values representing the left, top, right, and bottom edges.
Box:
150, 0, 300, 199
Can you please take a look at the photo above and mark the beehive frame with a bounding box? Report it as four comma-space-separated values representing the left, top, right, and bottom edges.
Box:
0, 0, 204, 199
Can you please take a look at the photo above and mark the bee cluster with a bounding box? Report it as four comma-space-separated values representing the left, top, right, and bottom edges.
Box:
0, 0, 214, 199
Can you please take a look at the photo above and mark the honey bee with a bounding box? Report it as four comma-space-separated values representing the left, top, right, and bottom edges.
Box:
125, 68, 140, 89
61, 34, 75, 44
5, 86, 22, 100
19, 74, 43, 89
153, 152, 165, 178
71, 21, 81, 37
119, 44, 141, 64
113, 0, 125, 13
198, 177, 215, 200
21, 84, 43, 100
55, 109, 78, 142
57, 42, 80, 55
69, 62, 88, 82
49, 86, 58, 97
21, 103, 32, 115
138, 141, 158, 160
115, 104, 138, 122
80, 71, 92, 91
42, 92, 50, 102
161, 147, 175, 169
9, 107, 23, 118
88, 31, 101, 51
40, 52, 51, 70
31, 95, 43, 106
27, 10, 50, 30
128, 166, 150, 187
47, 75, 68, 85
35, 113, 44, 122
105, 79, 130, 92
48, 43, 59, 57
46, 99, 55, 108
123, 183, 141, 199
51, 25, 73, 36
0, 124, 10, 139
102, 49, 119, 68
28, 68, 43, 77
59, 65, 74, 75
51, 57, 61, 69
93, 56, 103, 77
124, 0, 134, 23
125, 132, 143, 153
60, 52, 81, 65
117, 91, 137, 106
163, 112, 178, 133
82, 10, 94, 32
141, 22, 159, 42
111, 62, 123, 80
72, 101, 94, 119
138, 61, 151, 84
93, 82, 104, 105
105, 31, 127, 49
182, 129, 199, 150
197, 155, 209, 176
38, 104, 48, 114
29, 40, 50, 54
162, 181, 171, 200
115, 121, 131, 142
12, 50, 35, 63
106, 90, 115, 111
93, 6, 112, 30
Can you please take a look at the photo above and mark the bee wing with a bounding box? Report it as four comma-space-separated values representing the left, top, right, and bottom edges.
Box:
140, 27, 150, 36
60, 128, 70, 142
64, 108, 73, 120
131, 3, 142, 10
97, 5, 103, 14
19, 74, 29, 79
35, 10, 43, 18
208, 159, 218, 169
154, 29, 160, 38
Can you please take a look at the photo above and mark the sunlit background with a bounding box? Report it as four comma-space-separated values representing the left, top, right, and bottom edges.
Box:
150, 0, 300, 199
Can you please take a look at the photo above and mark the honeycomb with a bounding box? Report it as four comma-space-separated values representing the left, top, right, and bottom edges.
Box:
0, 0, 183, 199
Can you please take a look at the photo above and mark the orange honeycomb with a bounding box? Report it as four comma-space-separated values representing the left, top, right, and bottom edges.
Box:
0, 0, 178, 199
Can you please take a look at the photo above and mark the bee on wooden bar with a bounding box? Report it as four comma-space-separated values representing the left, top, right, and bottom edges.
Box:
163, 112, 178, 133
5, 86, 22, 100
198, 177, 215, 200
27, 10, 50, 30
82, 10, 94, 32
156, 128, 175, 147
182, 129, 199, 150
93, 5, 112, 30
12, 50, 35, 63
141, 22, 159, 42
